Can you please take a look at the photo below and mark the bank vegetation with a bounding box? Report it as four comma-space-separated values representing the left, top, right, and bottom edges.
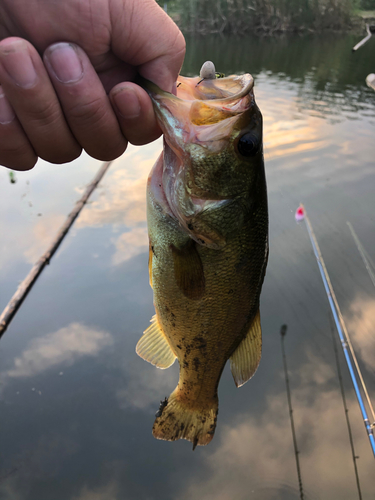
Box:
158, 0, 375, 34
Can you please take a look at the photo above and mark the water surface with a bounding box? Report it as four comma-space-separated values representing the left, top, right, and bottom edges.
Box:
1, 34, 375, 499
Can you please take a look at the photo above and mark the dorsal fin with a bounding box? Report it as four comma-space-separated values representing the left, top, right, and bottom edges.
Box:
230, 309, 262, 387
170, 240, 205, 300
136, 315, 176, 369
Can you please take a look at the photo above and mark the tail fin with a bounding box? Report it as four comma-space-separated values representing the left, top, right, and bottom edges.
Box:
152, 388, 218, 449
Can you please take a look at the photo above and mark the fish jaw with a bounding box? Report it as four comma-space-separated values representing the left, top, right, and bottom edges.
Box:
146, 73, 262, 249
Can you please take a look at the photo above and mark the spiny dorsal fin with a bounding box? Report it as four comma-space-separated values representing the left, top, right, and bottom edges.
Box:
170, 240, 205, 300
136, 315, 176, 369
230, 309, 262, 387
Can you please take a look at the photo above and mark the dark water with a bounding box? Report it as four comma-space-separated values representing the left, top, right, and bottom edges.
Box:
1, 34, 375, 499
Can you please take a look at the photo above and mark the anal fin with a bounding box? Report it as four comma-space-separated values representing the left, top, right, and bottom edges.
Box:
136, 315, 176, 369
230, 309, 262, 387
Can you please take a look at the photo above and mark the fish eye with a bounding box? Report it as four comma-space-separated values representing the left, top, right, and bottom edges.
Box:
237, 133, 260, 157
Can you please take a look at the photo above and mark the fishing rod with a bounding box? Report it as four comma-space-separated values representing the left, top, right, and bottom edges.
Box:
329, 313, 362, 499
280, 325, 305, 500
0, 160, 113, 338
296, 204, 375, 458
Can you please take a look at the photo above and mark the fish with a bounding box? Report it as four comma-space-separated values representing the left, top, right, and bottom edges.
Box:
136, 61, 268, 448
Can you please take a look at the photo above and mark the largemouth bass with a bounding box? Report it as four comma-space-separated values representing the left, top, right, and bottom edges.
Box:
136, 62, 268, 448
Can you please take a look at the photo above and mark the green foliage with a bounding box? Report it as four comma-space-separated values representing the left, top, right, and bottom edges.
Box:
157, 0, 359, 33
359, 0, 375, 9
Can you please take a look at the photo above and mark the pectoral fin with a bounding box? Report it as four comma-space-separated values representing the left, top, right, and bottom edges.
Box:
171, 240, 205, 300
136, 315, 176, 369
230, 310, 262, 387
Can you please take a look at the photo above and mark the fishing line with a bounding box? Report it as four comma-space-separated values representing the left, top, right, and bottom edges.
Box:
0, 160, 113, 338
329, 312, 362, 500
297, 204, 375, 458
347, 222, 375, 290
280, 325, 305, 500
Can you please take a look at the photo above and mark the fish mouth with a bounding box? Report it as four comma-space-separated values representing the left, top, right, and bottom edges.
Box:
140, 69, 254, 158
141, 72, 254, 146
140, 67, 255, 247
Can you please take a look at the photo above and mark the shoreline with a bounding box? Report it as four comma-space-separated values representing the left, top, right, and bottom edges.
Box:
169, 10, 375, 37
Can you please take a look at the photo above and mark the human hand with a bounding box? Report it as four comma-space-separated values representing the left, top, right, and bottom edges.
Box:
0, 0, 185, 170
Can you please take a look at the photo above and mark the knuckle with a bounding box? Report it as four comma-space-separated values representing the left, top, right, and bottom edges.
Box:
63, 97, 127, 160
67, 97, 108, 125
25, 99, 62, 126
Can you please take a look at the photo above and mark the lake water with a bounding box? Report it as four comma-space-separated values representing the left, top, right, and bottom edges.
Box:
1, 34, 375, 499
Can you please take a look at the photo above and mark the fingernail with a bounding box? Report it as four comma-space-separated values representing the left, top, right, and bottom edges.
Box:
0, 92, 15, 124
0, 40, 37, 89
45, 43, 83, 84
112, 87, 141, 119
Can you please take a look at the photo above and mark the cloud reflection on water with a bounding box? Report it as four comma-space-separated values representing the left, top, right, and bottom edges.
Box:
76, 142, 162, 231
4, 323, 113, 379
74, 144, 162, 266
111, 227, 148, 266
116, 358, 177, 411
71, 481, 119, 500
23, 214, 67, 264
76, 175, 147, 229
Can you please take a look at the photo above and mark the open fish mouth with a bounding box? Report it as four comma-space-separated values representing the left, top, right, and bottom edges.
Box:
141, 62, 257, 247
142, 64, 254, 155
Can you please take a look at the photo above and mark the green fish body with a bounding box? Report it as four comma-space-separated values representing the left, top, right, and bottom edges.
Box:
137, 64, 268, 448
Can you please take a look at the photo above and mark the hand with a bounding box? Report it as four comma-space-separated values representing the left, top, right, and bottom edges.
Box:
0, 0, 185, 170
